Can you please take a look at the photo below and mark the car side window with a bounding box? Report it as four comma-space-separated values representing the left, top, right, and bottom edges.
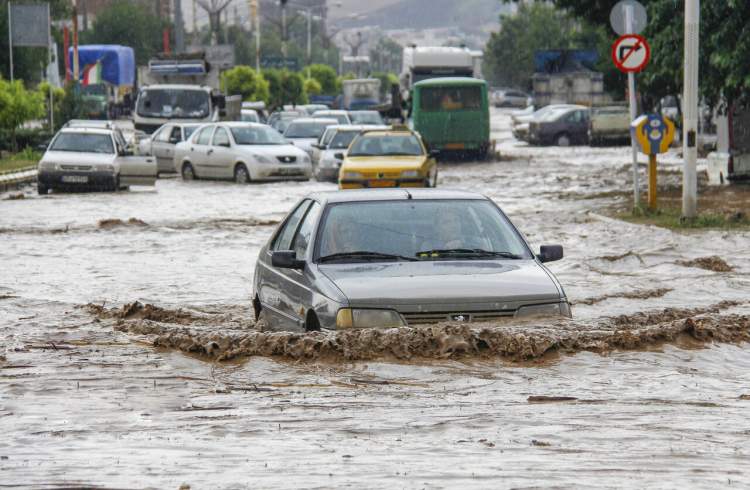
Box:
169, 126, 181, 142
196, 126, 213, 145
292, 202, 321, 260
152, 127, 165, 142
213, 127, 230, 147
154, 127, 169, 142
273, 200, 312, 252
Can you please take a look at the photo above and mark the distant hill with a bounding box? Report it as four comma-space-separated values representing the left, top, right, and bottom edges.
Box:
333, 0, 509, 32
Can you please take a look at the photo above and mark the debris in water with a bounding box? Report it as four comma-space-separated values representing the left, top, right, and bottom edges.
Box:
3, 193, 24, 200
740, 395, 750, 401
528, 396, 578, 403
531, 440, 552, 447
575, 288, 672, 306
97, 218, 149, 229
677, 256, 733, 272
598, 251, 645, 263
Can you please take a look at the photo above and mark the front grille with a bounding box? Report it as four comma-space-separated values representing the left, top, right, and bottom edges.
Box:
276, 156, 297, 164
61, 165, 92, 171
402, 310, 516, 325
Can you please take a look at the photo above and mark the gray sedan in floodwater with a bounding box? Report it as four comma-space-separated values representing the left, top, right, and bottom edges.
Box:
253, 189, 570, 331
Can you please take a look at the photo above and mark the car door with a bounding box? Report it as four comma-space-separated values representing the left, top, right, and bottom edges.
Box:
191, 125, 215, 177
570, 110, 589, 143
116, 134, 157, 186
208, 126, 235, 179
151, 125, 174, 171
259, 200, 313, 330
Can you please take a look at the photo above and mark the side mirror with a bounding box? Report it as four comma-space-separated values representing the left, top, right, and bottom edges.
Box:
538, 245, 563, 263
271, 250, 305, 270
334, 152, 345, 160
429, 149, 440, 158
169, 136, 180, 144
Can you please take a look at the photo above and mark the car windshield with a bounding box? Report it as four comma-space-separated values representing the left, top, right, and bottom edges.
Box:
50, 133, 114, 154
348, 134, 423, 156
349, 112, 383, 125
241, 111, 259, 122
231, 126, 287, 145
329, 131, 359, 149
316, 200, 531, 262
284, 122, 330, 138
136, 89, 210, 119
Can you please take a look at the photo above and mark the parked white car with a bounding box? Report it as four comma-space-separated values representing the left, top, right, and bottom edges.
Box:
138, 122, 202, 174
348, 110, 385, 125
283, 118, 339, 157
312, 125, 389, 181
37, 127, 157, 194
493, 89, 532, 108
173, 122, 312, 183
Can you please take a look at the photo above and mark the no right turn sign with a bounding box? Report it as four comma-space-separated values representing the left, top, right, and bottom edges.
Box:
612, 34, 651, 73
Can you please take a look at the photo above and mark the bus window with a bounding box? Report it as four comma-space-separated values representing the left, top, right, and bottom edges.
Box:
420, 86, 482, 112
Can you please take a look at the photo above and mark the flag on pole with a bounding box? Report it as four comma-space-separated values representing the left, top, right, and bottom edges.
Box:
82, 61, 102, 85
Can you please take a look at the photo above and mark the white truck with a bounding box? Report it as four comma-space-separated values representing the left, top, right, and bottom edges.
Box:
342, 79, 381, 111
400, 46, 477, 98
134, 54, 237, 134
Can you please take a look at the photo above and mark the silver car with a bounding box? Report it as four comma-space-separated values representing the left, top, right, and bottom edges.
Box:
253, 189, 570, 332
139, 123, 202, 174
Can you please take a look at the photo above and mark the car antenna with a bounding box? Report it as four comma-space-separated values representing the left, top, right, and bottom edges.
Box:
404, 190, 413, 200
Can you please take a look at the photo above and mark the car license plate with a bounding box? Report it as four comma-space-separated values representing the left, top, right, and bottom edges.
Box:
61, 175, 88, 183
278, 168, 301, 176
369, 180, 396, 188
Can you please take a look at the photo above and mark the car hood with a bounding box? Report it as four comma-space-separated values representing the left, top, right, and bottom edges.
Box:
318, 260, 561, 308
287, 138, 317, 151
343, 156, 426, 170
42, 151, 116, 165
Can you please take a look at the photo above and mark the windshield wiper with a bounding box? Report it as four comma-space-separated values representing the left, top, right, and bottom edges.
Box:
416, 249, 524, 260
318, 251, 419, 263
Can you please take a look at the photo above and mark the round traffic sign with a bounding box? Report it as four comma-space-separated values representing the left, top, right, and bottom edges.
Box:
610, 0, 648, 36
612, 34, 650, 73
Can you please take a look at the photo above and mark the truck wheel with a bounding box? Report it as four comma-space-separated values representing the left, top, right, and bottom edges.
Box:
556, 133, 571, 147
182, 163, 196, 181
37, 183, 49, 195
234, 164, 250, 184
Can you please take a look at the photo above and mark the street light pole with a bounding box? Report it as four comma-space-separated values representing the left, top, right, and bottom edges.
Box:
682, 0, 700, 218
280, 0, 288, 58
306, 7, 312, 74
625, 4, 639, 208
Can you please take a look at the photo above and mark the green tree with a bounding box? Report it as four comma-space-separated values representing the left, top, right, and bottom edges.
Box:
222, 66, 270, 103
262, 69, 283, 109
307, 64, 338, 95
37, 81, 65, 130
0, 78, 45, 151
304, 78, 322, 96
81, 0, 167, 65
525, 0, 750, 109
369, 37, 403, 74
281, 70, 308, 106
371, 71, 399, 99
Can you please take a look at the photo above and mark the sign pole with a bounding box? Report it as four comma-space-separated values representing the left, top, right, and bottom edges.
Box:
682, 0, 699, 218
8, 1, 14, 82
625, 5, 640, 208
648, 154, 657, 209
47, 2, 53, 130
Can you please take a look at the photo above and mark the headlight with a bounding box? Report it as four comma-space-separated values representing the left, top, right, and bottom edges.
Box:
401, 170, 420, 178
343, 171, 362, 179
336, 308, 406, 329
98, 164, 115, 172
515, 303, 568, 319
38, 161, 55, 170
254, 154, 272, 164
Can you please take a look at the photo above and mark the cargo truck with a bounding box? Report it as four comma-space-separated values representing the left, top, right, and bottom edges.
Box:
342, 79, 381, 110
69, 45, 136, 119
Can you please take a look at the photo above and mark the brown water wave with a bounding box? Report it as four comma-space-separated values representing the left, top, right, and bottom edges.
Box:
85, 300, 749, 363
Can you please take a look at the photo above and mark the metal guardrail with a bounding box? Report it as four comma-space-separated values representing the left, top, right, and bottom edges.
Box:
0, 165, 38, 190
0, 164, 37, 176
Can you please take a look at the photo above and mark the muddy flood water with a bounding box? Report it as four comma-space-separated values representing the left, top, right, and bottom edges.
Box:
2, 109, 750, 488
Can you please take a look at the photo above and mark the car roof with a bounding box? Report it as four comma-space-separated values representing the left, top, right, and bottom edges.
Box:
348, 110, 380, 113
309, 189, 487, 205
288, 118, 338, 124
329, 124, 388, 132
220, 121, 269, 128
315, 110, 348, 114
59, 127, 114, 135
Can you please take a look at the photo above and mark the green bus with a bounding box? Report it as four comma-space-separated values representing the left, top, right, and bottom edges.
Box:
411, 77, 491, 159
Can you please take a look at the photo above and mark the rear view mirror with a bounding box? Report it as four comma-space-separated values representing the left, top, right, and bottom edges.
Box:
334, 152, 345, 160
272, 250, 305, 270
538, 245, 563, 263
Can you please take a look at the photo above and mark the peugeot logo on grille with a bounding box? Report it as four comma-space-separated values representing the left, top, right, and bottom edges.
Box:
378, 172, 385, 178
450, 314, 471, 322
281, 156, 292, 163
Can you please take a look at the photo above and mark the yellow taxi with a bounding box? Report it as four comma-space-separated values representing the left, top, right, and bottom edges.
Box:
337, 127, 438, 189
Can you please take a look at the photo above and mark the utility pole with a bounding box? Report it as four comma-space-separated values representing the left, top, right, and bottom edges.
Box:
250, 0, 260, 72
280, 0, 288, 58
306, 7, 312, 73
174, 0, 185, 53
192, 0, 198, 36
682, 0, 699, 218
7, 1, 13, 81
625, 4, 640, 208
72, 0, 79, 82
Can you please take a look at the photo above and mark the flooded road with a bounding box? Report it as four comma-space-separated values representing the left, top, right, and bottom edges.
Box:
2, 109, 749, 488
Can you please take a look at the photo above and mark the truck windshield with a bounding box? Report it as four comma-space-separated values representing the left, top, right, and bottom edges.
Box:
420, 86, 482, 112
50, 133, 114, 154
231, 126, 286, 145
137, 89, 210, 119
